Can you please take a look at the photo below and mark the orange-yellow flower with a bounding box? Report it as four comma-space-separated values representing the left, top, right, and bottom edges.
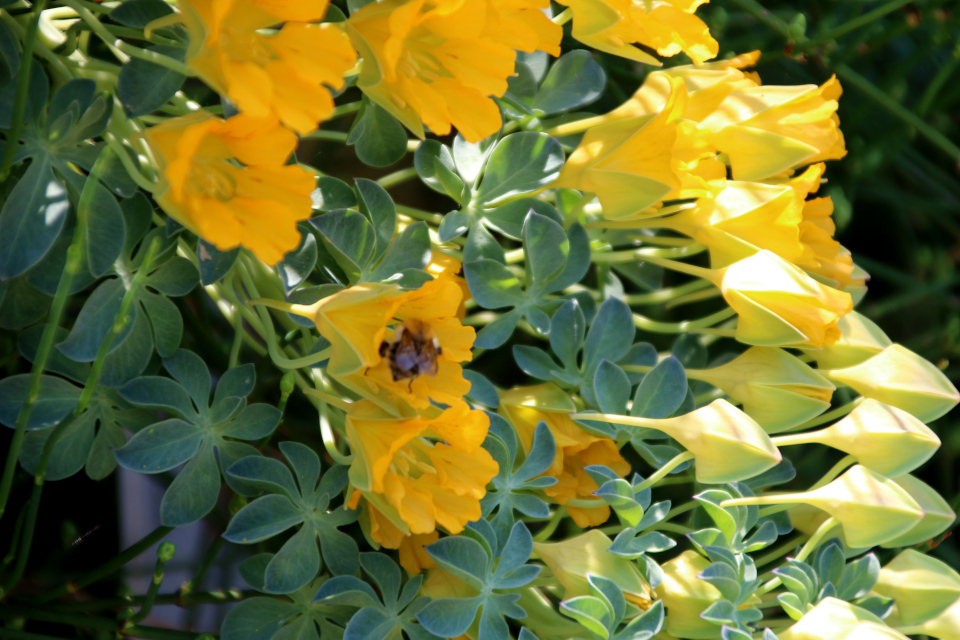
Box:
499, 383, 630, 528
346, 400, 498, 540
558, 0, 718, 65
553, 76, 724, 220
145, 112, 314, 265
181, 0, 356, 133
346, 0, 561, 142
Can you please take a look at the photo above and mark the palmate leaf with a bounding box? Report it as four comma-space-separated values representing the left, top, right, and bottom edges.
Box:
221, 577, 353, 640
224, 442, 358, 594
114, 350, 281, 526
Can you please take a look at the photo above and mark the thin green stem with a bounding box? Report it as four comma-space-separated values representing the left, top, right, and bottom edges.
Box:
51, 589, 255, 611
835, 64, 960, 164
634, 452, 696, 493
0, 0, 49, 181
228, 309, 244, 369
622, 279, 714, 306
125, 544, 174, 627
330, 102, 362, 119
754, 534, 807, 568
35, 526, 173, 604
179, 536, 224, 599
755, 455, 856, 518
783, 397, 861, 432
633, 307, 736, 335
397, 204, 444, 225
728, 0, 792, 38
320, 400, 354, 465
756, 518, 838, 597
1, 507, 25, 569
377, 166, 418, 189
917, 41, 960, 117
307, 129, 349, 142
532, 507, 567, 542
105, 133, 156, 192
801, 0, 913, 49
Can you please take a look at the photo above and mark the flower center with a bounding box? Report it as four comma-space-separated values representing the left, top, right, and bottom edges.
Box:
186, 161, 237, 201
221, 27, 276, 66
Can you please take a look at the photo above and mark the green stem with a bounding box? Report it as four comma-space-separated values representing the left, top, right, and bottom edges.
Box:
61, 0, 196, 76
622, 279, 714, 306
835, 64, 960, 163
551, 7, 572, 25
532, 507, 567, 542
753, 534, 807, 568
397, 204, 444, 225
105, 134, 156, 192
917, 41, 960, 117
634, 452, 696, 493
802, 0, 914, 50
179, 537, 224, 598
0, 0, 49, 181
377, 166, 418, 190
307, 129, 349, 142
34, 526, 173, 604
782, 397, 861, 432
0, 507, 25, 570
124, 544, 174, 627
755, 518, 838, 596
51, 589, 255, 611
320, 400, 354, 465
755, 455, 856, 518
633, 307, 737, 335
728, 0, 792, 38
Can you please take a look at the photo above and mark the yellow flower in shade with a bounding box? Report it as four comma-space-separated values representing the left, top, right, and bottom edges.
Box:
874, 550, 960, 627
700, 76, 847, 181
145, 112, 314, 265
534, 530, 652, 608
346, 399, 498, 538
557, 0, 718, 66
181, 0, 357, 134
716, 250, 853, 349
881, 474, 955, 549
687, 347, 834, 433
771, 399, 940, 477
346, 0, 560, 143
822, 344, 960, 423
574, 399, 781, 484
655, 550, 723, 640
261, 274, 474, 407
777, 598, 908, 640
807, 311, 891, 370
722, 465, 924, 548
363, 503, 439, 574
553, 77, 724, 220
499, 383, 631, 528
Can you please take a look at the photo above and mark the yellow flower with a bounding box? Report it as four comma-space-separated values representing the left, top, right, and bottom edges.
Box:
717, 250, 853, 349
701, 75, 847, 181
778, 598, 907, 640
807, 311, 891, 370
499, 383, 630, 528
347, 399, 498, 537
874, 549, 960, 627
655, 550, 723, 640
823, 344, 960, 423
181, 0, 357, 133
145, 112, 314, 265
689, 346, 834, 433
881, 474, 955, 549
553, 76, 724, 220
558, 0, 718, 65
347, 0, 560, 143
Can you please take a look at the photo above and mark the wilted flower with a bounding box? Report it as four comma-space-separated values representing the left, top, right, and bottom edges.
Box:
553, 76, 724, 220
689, 346, 834, 433
557, 0, 718, 65
778, 597, 908, 640
145, 112, 314, 265
534, 530, 651, 608
346, 0, 560, 142
823, 344, 960, 423
881, 474, 955, 548
574, 399, 782, 484
807, 311, 892, 370
655, 550, 722, 640
181, 0, 357, 133
874, 550, 960, 626
722, 465, 924, 548
771, 399, 940, 477
499, 383, 630, 528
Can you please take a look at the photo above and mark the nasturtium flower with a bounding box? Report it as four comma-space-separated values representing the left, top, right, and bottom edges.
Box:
777, 598, 908, 640
881, 474, 955, 548
557, 0, 718, 65
723, 465, 924, 548
823, 344, 960, 423
700, 75, 847, 181
689, 346, 834, 433
807, 311, 892, 370
346, 399, 497, 539
772, 399, 941, 477
716, 250, 853, 349
534, 530, 652, 608
145, 112, 313, 265
554, 77, 724, 220
575, 399, 782, 483
655, 550, 723, 640
181, 0, 357, 133
346, 0, 561, 143
499, 383, 630, 528
874, 550, 960, 626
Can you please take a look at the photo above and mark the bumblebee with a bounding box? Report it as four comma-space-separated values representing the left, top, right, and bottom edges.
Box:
379, 319, 442, 382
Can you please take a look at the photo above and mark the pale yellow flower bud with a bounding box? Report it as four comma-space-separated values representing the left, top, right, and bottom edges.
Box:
873, 549, 960, 626
778, 598, 908, 640
691, 347, 834, 433
574, 399, 782, 484
771, 399, 940, 477
534, 530, 651, 608
722, 465, 924, 548
807, 311, 891, 370
881, 475, 955, 548
654, 550, 722, 640
824, 344, 960, 422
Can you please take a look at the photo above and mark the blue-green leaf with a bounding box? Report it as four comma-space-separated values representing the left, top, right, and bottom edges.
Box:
0, 158, 70, 279
476, 133, 564, 206
533, 51, 606, 115
0, 374, 81, 431
631, 357, 687, 419
265, 526, 320, 594
159, 441, 221, 526
113, 418, 201, 473
224, 495, 304, 544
